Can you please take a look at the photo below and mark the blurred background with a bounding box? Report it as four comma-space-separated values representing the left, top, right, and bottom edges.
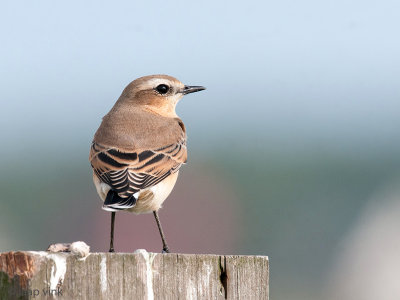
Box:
1, 0, 400, 299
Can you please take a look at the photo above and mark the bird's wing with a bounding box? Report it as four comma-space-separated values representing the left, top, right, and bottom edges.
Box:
89, 136, 187, 200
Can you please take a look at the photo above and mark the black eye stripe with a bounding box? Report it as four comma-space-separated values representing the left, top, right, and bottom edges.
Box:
156, 84, 170, 94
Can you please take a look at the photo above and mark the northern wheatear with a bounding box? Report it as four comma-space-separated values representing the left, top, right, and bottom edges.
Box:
89, 75, 205, 253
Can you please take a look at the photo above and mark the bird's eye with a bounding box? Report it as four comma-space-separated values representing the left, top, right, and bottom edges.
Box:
156, 84, 170, 94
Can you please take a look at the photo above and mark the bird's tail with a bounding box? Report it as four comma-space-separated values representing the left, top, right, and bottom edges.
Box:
102, 190, 137, 211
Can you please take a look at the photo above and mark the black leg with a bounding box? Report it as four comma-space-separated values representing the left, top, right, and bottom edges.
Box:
153, 211, 170, 253
109, 212, 116, 252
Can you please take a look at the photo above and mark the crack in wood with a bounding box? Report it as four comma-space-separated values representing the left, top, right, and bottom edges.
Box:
219, 256, 228, 299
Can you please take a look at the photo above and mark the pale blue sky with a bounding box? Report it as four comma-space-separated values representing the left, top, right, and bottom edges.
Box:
1, 0, 400, 156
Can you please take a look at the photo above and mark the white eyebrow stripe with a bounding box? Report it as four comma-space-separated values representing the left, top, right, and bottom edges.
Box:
138, 78, 184, 91
139, 78, 173, 89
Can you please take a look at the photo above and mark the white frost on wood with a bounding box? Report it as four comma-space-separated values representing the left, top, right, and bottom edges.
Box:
28, 251, 48, 257
100, 255, 107, 293
47, 253, 67, 292
135, 249, 156, 300
185, 278, 195, 300
70, 241, 90, 258
199, 263, 212, 298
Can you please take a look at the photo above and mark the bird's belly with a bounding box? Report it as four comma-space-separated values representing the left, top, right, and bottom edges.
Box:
128, 171, 179, 214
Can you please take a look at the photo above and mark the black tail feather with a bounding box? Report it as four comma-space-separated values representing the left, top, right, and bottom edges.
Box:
103, 190, 137, 211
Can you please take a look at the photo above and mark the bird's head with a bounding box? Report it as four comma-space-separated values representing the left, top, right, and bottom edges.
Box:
117, 74, 205, 117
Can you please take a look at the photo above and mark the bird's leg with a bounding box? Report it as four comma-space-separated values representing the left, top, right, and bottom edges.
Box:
153, 211, 170, 253
109, 212, 116, 252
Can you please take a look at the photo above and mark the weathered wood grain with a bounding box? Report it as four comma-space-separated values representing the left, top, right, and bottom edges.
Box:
0, 250, 268, 300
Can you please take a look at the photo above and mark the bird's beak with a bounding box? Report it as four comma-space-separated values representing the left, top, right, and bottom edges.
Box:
182, 85, 206, 95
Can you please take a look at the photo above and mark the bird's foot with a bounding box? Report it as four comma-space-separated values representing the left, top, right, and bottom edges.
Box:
162, 247, 170, 253
109, 248, 115, 253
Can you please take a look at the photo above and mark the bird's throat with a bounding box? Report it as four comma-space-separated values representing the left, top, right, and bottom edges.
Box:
142, 104, 178, 118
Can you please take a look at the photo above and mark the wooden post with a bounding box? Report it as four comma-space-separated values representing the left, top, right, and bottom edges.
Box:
0, 250, 268, 299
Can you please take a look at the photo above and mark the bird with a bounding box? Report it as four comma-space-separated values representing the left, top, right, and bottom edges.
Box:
89, 74, 205, 253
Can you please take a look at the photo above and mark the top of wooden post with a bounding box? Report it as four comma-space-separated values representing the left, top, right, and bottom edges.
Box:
0, 250, 269, 300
